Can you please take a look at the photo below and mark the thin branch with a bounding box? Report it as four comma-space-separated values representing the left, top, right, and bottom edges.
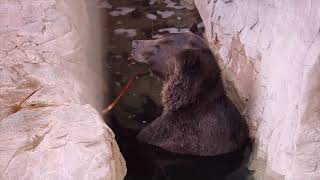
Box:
102, 72, 149, 115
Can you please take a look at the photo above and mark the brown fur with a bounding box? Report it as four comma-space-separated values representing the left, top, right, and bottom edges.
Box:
132, 32, 249, 156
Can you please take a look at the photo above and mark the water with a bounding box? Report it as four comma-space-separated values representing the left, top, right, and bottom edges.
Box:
100, 0, 250, 179
102, 0, 202, 136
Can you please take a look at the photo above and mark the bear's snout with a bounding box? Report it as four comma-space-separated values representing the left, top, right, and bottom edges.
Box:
131, 40, 147, 63
131, 40, 157, 64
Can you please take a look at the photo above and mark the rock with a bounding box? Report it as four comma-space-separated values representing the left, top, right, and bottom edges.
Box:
194, 0, 320, 179
109, 7, 135, 17
0, 105, 125, 180
0, 0, 126, 179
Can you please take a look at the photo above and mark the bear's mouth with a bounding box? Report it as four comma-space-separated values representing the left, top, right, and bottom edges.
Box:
131, 51, 148, 64
130, 51, 165, 81
131, 40, 147, 63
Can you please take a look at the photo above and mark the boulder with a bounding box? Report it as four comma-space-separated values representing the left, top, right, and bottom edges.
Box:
194, 0, 320, 179
0, 0, 126, 179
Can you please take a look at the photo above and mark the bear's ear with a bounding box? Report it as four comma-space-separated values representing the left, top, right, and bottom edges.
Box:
189, 23, 204, 38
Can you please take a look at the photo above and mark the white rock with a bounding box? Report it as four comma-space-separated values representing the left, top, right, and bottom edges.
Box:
194, 0, 320, 179
158, 27, 189, 33
97, 0, 112, 9
146, 13, 157, 20
164, 0, 184, 10
158, 28, 179, 33
180, 0, 195, 10
0, 0, 127, 179
149, 0, 157, 5
109, 7, 135, 17
156, 10, 175, 19
0, 105, 125, 180
197, 22, 204, 28
114, 28, 137, 38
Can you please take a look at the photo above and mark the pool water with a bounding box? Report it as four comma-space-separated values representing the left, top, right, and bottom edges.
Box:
100, 0, 251, 179
102, 0, 202, 132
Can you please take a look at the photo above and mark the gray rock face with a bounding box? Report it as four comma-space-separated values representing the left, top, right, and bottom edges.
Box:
0, 0, 126, 179
194, 0, 320, 179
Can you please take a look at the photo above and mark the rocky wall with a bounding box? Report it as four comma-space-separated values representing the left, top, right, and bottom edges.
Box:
194, 0, 320, 179
0, 0, 126, 179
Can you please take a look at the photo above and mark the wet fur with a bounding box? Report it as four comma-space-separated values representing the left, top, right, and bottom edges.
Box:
133, 33, 249, 156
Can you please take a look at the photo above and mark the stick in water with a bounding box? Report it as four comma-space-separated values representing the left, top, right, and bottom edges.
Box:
102, 72, 149, 115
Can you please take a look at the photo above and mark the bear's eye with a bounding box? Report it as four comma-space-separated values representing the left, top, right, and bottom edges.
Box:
153, 44, 160, 54
159, 39, 172, 45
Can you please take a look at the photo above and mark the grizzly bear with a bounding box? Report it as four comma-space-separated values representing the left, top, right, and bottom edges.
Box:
132, 31, 249, 156
131, 29, 250, 179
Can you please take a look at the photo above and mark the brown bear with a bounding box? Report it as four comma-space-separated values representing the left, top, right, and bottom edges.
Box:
131, 32, 249, 157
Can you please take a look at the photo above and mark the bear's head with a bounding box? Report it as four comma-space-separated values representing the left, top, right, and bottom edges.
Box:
132, 32, 221, 111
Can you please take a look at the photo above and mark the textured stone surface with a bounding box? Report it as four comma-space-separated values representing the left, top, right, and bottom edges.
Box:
194, 0, 320, 179
0, 0, 126, 179
0, 105, 125, 180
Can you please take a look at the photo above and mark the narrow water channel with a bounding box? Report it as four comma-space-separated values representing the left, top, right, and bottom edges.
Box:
100, 0, 250, 179
103, 0, 202, 132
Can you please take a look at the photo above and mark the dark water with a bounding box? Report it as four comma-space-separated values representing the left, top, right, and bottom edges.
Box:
102, 0, 202, 132
100, 0, 251, 179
